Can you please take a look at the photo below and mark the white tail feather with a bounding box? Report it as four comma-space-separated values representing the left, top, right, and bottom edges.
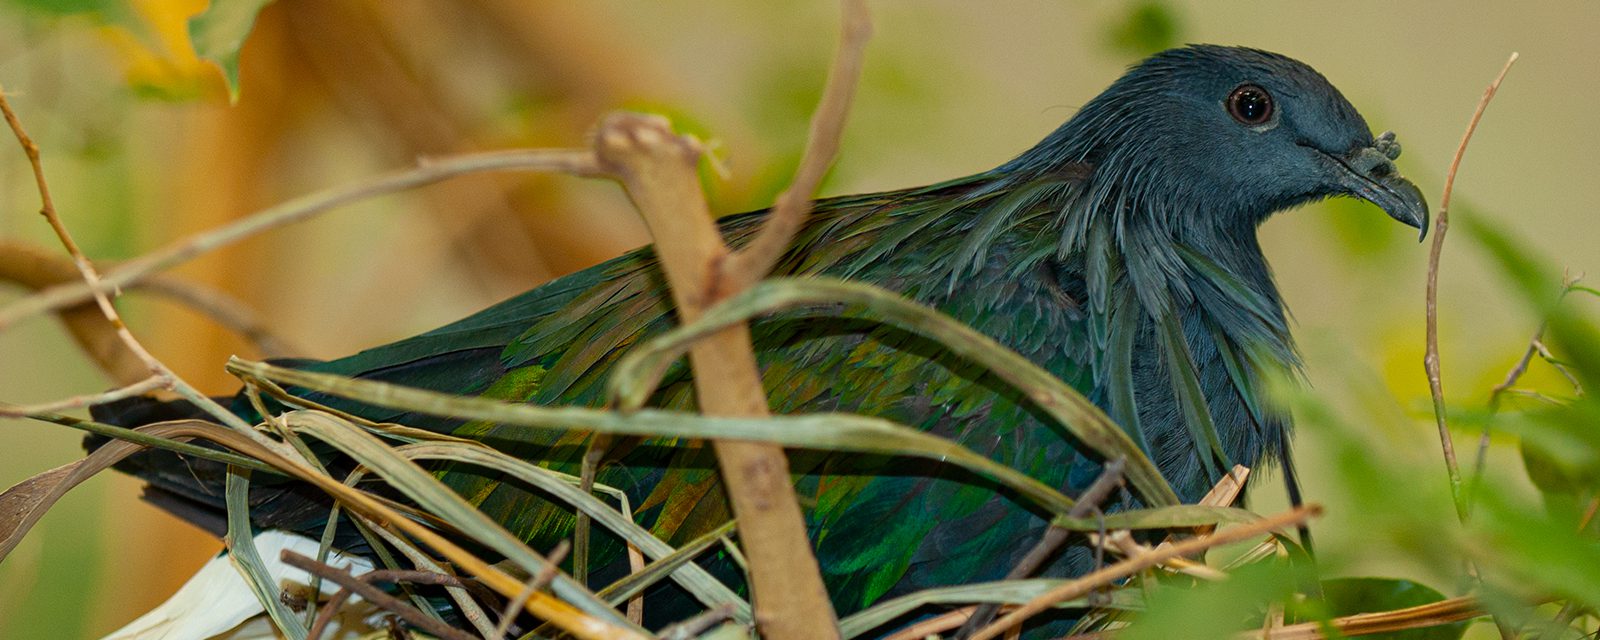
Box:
101, 530, 379, 640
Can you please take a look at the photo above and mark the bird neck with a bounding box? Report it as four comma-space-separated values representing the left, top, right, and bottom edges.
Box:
970, 169, 1298, 368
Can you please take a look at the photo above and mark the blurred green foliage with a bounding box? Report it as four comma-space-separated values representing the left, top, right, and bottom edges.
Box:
5, 0, 119, 18
1106, 1, 1182, 58
187, 0, 274, 100
1319, 578, 1465, 639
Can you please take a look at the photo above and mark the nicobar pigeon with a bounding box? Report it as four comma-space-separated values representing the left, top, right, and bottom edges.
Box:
90, 45, 1428, 638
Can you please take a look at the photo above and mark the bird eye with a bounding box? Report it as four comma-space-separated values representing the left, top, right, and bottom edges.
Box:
1227, 84, 1274, 125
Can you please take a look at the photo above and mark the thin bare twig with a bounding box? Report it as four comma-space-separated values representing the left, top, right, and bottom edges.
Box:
0, 375, 165, 417
283, 551, 477, 640
970, 505, 1323, 640
0, 84, 273, 445
0, 240, 147, 383
955, 458, 1127, 638
1475, 275, 1588, 481
1058, 595, 1486, 640
1532, 338, 1584, 395
0, 240, 300, 369
1423, 52, 1519, 523
881, 606, 984, 640
659, 603, 741, 640
491, 539, 571, 640
1234, 594, 1484, 639
0, 148, 601, 332
720, 0, 872, 289
625, 540, 646, 625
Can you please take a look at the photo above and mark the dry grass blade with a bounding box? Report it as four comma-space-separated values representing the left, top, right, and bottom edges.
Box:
844, 580, 1141, 639
226, 470, 309, 639
228, 357, 1076, 514
1050, 505, 1260, 531
277, 412, 642, 633
606, 277, 1178, 506
98, 418, 646, 640
0, 421, 218, 560
388, 442, 750, 620
970, 505, 1323, 640
1422, 51, 1519, 522
595, 520, 737, 608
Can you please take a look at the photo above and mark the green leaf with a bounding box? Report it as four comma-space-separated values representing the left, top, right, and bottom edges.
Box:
1120, 561, 1300, 640
188, 0, 275, 100
1472, 488, 1600, 607
1500, 403, 1600, 500
1314, 578, 1466, 640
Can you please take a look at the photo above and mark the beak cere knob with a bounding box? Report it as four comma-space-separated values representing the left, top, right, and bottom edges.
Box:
1374, 131, 1402, 161
1330, 137, 1430, 241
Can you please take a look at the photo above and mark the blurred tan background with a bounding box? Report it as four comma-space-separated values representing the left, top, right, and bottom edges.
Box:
0, 1, 1594, 637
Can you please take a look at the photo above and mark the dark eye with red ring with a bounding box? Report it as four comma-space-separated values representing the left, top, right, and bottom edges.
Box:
1227, 84, 1273, 125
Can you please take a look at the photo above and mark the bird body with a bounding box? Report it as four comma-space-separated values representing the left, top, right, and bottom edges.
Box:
91, 45, 1427, 634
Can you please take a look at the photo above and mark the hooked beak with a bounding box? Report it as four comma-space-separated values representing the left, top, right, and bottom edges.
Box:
1321, 132, 1430, 241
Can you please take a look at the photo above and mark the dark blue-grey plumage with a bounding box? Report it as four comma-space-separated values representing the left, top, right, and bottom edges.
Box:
90, 45, 1428, 634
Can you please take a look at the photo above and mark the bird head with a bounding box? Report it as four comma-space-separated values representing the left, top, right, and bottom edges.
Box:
1009, 45, 1429, 240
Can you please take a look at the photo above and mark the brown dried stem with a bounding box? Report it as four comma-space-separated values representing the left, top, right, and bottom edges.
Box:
0, 84, 275, 446
583, 3, 872, 636
492, 539, 571, 640
955, 458, 1127, 638
659, 603, 741, 640
284, 550, 478, 640
1234, 594, 1484, 639
0, 240, 300, 374
0, 375, 166, 417
146, 420, 642, 640
970, 504, 1323, 640
593, 110, 841, 638
1423, 52, 1518, 522
721, 0, 872, 288
882, 607, 988, 640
